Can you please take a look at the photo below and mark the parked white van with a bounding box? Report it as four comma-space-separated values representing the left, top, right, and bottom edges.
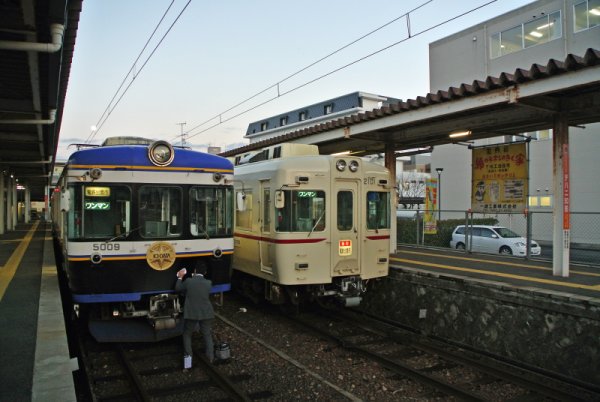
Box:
450, 225, 541, 256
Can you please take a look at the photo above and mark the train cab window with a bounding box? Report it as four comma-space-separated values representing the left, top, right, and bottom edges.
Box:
366, 191, 390, 230
67, 184, 131, 240
276, 190, 325, 232
337, 191, 353, 231
139, 186, 182, 238
190, 186, 234, 238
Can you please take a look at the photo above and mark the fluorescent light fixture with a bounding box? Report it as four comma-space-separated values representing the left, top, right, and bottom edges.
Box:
331, 150, 351, 156
530, 31, 543, 38
396, 147, 432, 155
590, 8, 600, 16
449, 130, 471, 138
536, 22, 553, 29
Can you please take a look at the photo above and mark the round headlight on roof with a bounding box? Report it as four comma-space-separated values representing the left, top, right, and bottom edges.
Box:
349, 160, 359, 172
336, 159, 347, 171
148, 140, 174, 166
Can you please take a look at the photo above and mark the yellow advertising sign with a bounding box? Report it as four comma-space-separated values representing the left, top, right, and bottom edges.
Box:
424, 178, 438, 234
471, 143, 528, 213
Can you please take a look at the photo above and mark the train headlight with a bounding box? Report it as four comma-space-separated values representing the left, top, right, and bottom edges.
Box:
91, 252, 102, 264
148, 140, 175, 166
336, 159, 347, 171
349, 160, 359, 172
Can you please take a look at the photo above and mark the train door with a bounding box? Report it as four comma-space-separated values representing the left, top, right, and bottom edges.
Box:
331, 180, 360, 277
259, 181, 272, 273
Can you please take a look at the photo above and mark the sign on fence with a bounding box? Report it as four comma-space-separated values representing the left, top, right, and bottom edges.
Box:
471, 142, 528, 213
424, 178, 438, 234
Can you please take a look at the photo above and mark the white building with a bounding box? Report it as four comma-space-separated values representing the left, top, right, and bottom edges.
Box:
429, 0, 599, 214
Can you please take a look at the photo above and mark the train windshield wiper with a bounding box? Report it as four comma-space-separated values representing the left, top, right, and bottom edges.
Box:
198, 226, 210, 240
308, 210, 325, 238
106, 226, 141, 243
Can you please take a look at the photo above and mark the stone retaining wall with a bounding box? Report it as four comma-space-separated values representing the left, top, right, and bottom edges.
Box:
359, 268, 600, 386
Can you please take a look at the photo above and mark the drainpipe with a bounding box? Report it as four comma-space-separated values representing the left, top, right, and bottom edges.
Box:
0, 109, 57, 125
0, 23, 64, 53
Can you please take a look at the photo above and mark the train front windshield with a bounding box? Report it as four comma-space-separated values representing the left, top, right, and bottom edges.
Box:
66, 184, 233, 240
67, 185, 131, 240
276, 190, 326, 232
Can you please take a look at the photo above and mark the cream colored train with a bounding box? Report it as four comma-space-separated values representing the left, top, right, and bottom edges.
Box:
231, 144, 391, 307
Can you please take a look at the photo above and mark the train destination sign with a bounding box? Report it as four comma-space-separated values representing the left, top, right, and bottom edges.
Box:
85, 187, 111, 197
339, 240, 352, 256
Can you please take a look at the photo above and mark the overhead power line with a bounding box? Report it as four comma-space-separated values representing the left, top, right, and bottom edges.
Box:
175, 0, 435, 142
180, 0, 497, 143
86, 0, 191, 144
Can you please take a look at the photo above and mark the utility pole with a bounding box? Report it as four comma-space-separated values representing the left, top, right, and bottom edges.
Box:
177, 122, 187, 147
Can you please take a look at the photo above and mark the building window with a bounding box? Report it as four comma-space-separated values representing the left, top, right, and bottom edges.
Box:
490, 10, 562, 58
299, 111, 307, 121
536, 129, 552, 140
529, 194, 552, 208
524, 11, 561, 48
324, 104, 333, 114
574, 0, 600, 32
260, 122, 269, 131
280, 116, 288, 126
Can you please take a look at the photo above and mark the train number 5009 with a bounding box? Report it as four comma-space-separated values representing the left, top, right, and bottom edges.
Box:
93, 243, 120, 251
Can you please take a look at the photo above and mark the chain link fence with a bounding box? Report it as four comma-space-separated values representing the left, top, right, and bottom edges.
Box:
397, 209, 600, 266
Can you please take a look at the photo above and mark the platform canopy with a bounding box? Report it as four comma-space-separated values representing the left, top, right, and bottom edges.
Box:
221, 49, 600, 158
0, 0, 82, 201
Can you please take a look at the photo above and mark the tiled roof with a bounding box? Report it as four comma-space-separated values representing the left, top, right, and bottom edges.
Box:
221, 48, 600, 157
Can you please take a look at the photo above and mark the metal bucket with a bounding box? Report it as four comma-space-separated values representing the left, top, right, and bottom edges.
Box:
215, 342, 230, 360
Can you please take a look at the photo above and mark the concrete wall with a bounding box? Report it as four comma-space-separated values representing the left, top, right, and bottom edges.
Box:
360, 269, 600, 386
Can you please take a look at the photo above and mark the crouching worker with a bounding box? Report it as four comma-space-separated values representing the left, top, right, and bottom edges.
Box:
175, 264, 215, 368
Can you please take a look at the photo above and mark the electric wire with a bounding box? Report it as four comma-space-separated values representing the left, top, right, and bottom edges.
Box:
86, 0, 190, 144
182, 0, 497, 143
176, 0, 434, 142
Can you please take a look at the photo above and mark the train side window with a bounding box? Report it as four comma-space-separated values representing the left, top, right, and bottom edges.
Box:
337, 191, 353, 231
236, 191, 253, 230
262, 188, 271, 233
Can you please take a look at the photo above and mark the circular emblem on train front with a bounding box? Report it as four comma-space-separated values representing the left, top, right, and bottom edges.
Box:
146, 241, 176, 271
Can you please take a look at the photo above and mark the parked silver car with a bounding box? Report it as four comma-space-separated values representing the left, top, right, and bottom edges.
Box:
450, 225, 541, 256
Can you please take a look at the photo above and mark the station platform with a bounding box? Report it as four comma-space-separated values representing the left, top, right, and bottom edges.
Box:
0, 221, 77, 402
391, 244, 600, 299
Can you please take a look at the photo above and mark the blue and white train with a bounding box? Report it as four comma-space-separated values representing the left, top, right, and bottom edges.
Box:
52, 137, 234, 341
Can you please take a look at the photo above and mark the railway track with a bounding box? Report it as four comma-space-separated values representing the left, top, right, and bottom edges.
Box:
77, 334, 253, 401
289, 307, 600, 401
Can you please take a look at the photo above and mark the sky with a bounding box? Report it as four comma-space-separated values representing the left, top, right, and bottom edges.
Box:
57, 0, 535, 161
